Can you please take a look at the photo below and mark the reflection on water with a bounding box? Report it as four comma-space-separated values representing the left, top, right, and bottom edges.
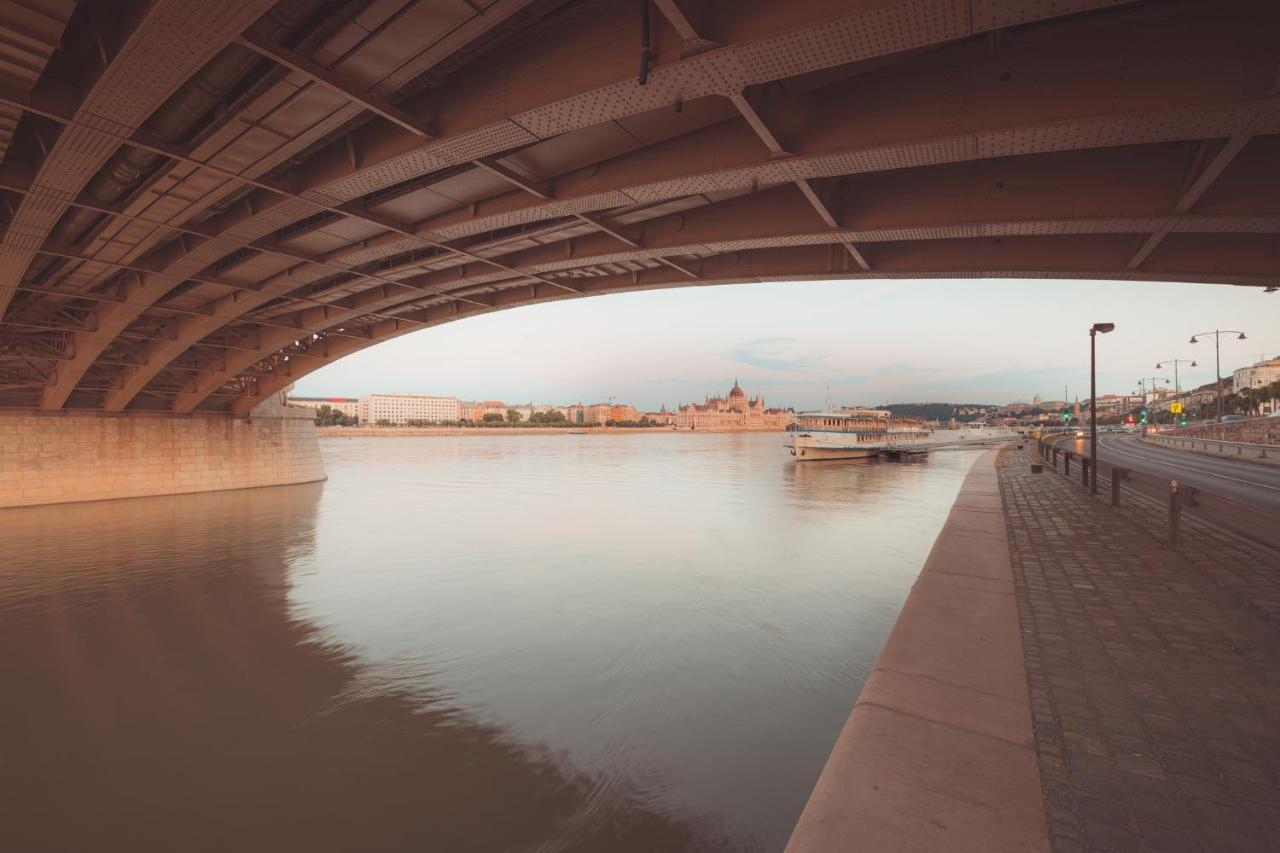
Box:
2, 433, 979, 852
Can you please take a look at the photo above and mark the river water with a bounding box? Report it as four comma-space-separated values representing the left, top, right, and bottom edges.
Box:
2, 432, 980, 852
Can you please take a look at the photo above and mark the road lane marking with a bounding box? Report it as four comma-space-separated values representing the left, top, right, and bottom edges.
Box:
1099, 437, 1280, 494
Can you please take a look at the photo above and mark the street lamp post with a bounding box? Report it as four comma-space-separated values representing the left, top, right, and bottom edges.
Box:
1089, 323, 1115, 495
1189, 329, 1247, 420
1139, 376, 1170, 422
1155, 358, 1196, 394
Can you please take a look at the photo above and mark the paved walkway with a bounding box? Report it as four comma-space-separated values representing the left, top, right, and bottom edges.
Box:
999, 446, 1280, 853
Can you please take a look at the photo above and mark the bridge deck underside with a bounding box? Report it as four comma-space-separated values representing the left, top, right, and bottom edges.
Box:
0, 0, 1276, 414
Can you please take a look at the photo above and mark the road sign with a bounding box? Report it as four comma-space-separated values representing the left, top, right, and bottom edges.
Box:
1169, 402, 1183, 414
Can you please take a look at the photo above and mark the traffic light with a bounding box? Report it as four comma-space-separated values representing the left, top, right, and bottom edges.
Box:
1179, 416, 1188, 427
1062, 409, 1070, 423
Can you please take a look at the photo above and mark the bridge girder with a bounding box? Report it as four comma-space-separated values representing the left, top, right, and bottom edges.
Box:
0, 0, 1275, 413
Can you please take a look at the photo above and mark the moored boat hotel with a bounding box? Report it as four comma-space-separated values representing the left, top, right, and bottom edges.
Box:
788, 408, 929, 460
788, 408, 1014, 461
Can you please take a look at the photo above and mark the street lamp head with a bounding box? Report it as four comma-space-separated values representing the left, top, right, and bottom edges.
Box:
1189, 336, 1198, 344
1091, 322, 1115, 334
1155, 362, 1162, 368
1191, 361, 1198, 367
1237, 332, 1247, 340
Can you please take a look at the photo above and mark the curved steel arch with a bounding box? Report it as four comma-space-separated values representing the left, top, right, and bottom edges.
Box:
0, 0, 1276, 414
225, 243, 1280, 416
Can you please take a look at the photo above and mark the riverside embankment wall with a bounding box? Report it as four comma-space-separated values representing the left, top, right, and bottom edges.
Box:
786, 446, 1047, 853
0, 399, 325, 509
315, 426, 788, 437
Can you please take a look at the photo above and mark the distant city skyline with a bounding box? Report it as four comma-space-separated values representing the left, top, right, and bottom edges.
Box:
292, 278, 1278, 411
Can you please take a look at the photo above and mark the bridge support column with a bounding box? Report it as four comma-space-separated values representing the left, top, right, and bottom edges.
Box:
0, 394, 325, 509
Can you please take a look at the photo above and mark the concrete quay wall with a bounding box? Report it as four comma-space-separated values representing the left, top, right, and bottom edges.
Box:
786, 446, 1048, 853
0, 399, 325, 509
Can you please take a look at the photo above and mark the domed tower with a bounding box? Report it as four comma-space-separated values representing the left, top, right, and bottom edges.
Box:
729, 378, 747, 412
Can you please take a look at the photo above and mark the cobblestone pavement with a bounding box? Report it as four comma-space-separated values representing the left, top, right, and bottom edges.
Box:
998, 446, 1280, 853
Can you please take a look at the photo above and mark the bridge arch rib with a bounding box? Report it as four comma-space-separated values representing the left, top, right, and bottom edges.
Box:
0, 0, 1276, 414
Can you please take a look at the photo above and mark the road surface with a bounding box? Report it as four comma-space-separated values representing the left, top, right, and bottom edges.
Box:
1060, 433, 1280, 516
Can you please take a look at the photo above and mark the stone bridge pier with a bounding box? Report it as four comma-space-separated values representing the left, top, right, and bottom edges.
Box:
0, 394, 325, 509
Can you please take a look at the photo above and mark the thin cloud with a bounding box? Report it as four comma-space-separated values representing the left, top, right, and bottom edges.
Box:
874, 363, 940, 378
726, 338, 831, 374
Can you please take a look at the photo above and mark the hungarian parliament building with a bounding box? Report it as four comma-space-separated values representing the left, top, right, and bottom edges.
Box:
675, 381, 794, 431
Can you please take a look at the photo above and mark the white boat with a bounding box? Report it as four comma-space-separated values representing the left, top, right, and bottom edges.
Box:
787, 408, 1015, 461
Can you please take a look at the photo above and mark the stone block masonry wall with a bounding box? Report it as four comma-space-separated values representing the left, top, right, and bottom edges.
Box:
0, 399, 325, 509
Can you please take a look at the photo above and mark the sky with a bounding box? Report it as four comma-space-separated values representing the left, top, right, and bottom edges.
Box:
293, 278, 1279, 411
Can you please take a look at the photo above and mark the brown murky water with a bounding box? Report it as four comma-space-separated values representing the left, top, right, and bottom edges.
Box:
2, 433, 979, 852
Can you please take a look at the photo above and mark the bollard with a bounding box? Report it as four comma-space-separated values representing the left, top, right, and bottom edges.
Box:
1168, 480, 1181, 544
1082, 457, 1090, 489
1110, 467, 1122, 506
1064, 453, 1071, 476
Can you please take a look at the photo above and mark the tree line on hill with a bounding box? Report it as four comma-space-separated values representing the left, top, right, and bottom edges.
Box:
879, 403, 998, 422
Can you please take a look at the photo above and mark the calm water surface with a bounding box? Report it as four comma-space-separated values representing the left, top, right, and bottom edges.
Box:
3, 432, 980, 852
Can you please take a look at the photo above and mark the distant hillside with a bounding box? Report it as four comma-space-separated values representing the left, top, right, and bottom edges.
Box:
878, 402, 997, 422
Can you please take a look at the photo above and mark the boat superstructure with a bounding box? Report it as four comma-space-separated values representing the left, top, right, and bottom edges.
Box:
787, 408, 931, 461
787, 408, 1016, 461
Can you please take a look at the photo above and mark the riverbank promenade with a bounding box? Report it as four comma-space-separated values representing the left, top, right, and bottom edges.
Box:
789, 445, 1280, 852
1000, 446, 1280, 852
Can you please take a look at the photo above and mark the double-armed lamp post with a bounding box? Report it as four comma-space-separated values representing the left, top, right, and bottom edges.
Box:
1189, 329, 1247, 420
1089, 322, 1115, 495
1155, 358, 1196, 394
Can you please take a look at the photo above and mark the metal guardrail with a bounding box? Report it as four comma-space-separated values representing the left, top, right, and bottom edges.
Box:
1145, 433, 1279, 466
1037, 436, 1280, 551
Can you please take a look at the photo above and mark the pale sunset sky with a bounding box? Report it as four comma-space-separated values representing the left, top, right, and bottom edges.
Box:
293, 278, 1279, 411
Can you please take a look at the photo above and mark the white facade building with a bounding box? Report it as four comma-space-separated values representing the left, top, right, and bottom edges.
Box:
358, 393, 461, 424
1087, 394, 1143, 416
288, 396, 360, 418
1233, 358, 1280, 392
1233, 357, 1280, 414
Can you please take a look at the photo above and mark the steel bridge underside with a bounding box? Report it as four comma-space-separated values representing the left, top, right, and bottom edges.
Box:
0, 0, 1276, 415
